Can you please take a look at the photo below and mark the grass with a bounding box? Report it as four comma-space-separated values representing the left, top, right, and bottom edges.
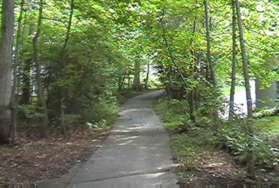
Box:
255, 116, 279, 136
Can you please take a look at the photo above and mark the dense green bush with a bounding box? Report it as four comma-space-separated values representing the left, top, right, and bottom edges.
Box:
81, 95, 119, 126
155, 98, 191, 131
17, 104, 45, 122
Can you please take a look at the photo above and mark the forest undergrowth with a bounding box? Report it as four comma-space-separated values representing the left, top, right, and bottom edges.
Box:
155, 98, 279, 184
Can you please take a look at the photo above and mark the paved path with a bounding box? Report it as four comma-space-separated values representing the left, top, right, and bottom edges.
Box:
42, 91, 178, 188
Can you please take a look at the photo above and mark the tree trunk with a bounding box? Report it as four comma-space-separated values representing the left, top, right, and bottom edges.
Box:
14, 0, 25, 66
133, 60, 141, 91
10, 0, 25, 144
20, 20, 32, 105
59, 0, 75, 133
118, 71, 127, 91
32, 0, 48, 137
0, 0, 15, 143
20, 59, 32, 104
204, 0, 216, 86
144, 62, 150, 89
235, 0, 253, 118
189, 17, 198, 123
235, 0, 255, 179
229, 0, 238, 120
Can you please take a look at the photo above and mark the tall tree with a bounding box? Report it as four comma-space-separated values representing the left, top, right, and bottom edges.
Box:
59, 0, 75, 131
32, 0, 48, 136
0, 0, 15, 143
229, 0, 238, 120
235, 0, 255, 178
133, 60, 141, 90
10, 0, 25, 144
20, 12, 32, 105
235, 0, 253, 118
204, 0, 216, 86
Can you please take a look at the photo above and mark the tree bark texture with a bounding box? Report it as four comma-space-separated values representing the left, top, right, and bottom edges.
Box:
204, 0, 216, 86
0, 0, 15, 143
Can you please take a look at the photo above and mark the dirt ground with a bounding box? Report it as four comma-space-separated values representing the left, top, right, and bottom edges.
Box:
0, 128, 110, 185
176, 147, 279, 184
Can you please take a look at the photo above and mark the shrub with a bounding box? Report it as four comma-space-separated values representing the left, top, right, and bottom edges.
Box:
17, 104, 45, 122
155, 98, 191, 131
81, 95, 119, 126
218, 120, 278, 169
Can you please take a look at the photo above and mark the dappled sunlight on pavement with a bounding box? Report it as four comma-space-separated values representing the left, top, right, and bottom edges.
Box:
38, 91, 178, 188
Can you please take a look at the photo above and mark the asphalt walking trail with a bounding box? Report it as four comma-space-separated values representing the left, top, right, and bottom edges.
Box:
40, 91, 178, 188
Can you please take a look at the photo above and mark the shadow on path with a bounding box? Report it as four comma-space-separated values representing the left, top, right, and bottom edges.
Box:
38, 90, 178, 188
